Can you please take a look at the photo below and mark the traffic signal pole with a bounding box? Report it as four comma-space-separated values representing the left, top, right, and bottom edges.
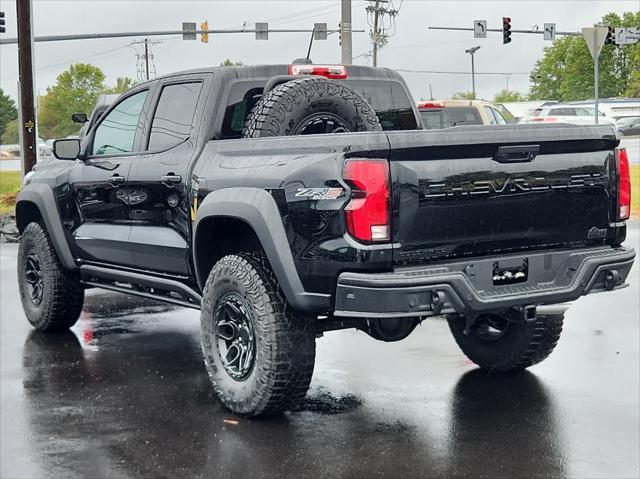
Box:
340, 0, 352, 65
16, 0, 37, 175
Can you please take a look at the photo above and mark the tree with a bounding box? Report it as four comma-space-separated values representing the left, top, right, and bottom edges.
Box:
0, 88, 18, 143
451, 91, 476, 100
220, 59, 243, 67
38, 63, 106, 139
529, 11, 640, 101
103, 77, 136, 95
0, 118, 19, 144
493, 90, 526, 103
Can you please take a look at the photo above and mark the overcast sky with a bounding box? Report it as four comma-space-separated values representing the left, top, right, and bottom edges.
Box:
0, 0, 637, 103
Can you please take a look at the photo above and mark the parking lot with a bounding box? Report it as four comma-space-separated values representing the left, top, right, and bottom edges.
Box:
0, 223, 638, 479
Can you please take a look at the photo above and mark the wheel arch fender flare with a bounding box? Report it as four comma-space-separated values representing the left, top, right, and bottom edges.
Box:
16, 183, 77, 271
192, 187, 330, 313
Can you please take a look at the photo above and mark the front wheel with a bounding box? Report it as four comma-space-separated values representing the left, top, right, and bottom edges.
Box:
18, 222, 84, 332
200, 253, 316, 416
447, 312, 564, 372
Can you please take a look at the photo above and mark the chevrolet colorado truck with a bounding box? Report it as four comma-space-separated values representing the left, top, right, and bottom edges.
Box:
16, 64, 635, 416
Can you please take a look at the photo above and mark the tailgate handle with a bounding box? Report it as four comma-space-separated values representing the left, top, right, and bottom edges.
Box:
494, 144, 540, 163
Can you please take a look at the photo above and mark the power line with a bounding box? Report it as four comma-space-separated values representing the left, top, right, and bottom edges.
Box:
396, 69, 530, 75
0, 43, 132, 79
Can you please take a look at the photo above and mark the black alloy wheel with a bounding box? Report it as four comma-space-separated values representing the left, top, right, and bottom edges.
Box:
24, 252, 44, 306
213, 293, 256, 380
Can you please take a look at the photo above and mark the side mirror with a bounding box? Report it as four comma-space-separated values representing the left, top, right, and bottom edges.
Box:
53, 139, 81, 160
72, 113, 88, 124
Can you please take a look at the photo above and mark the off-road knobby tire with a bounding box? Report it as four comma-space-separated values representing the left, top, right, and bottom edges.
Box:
447, 313, 564, 372
17, 222, 84, 332
242, 76, 382, 138
200, 252, 316, 416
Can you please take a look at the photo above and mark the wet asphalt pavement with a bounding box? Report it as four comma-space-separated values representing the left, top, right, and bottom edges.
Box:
1, 224, 638, 479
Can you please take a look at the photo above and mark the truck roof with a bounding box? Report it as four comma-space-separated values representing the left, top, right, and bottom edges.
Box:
137, 64, 407, 85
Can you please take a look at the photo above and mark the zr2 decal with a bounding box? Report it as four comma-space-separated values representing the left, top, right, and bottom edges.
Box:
295, 187, 344, 200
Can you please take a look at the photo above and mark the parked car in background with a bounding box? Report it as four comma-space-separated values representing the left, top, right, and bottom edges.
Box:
0, 144, 21, 160
616, 116, 640, 136
417, 100, 509, 129
0, 140, 52, 162
495, 101, 557, 123
519, 104, 617, 126
37, 138, 53, 160
570, 98, 640, 121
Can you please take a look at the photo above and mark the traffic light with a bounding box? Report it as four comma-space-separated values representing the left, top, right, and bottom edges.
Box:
502, 17, 512, 44
604, 26, 615, 45
201, 20, 208, 43
338, 22, 342, 45
0, 11, 6, 34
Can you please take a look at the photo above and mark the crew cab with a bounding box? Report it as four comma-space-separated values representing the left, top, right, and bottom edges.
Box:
16, 64, 634, 416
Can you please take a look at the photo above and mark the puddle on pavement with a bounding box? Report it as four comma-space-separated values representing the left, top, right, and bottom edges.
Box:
293, 387, 362, 415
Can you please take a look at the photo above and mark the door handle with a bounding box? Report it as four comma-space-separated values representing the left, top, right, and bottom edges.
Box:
107, 174, 125, 185
161, 173, 182, 185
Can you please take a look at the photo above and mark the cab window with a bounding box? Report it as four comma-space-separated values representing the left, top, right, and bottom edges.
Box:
91, 90, 148, 156
484, 106, 498, 125
492, 108, 508, 125
148, 82, 203, 151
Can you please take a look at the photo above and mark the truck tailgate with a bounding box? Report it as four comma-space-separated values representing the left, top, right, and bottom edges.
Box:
387, 124, 620, 266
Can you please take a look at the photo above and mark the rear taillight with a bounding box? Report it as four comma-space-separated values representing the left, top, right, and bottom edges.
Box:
343, 159, 390, 242
617, 147, 631, 220
288, 64, 347, 79
417, 101, 444, 109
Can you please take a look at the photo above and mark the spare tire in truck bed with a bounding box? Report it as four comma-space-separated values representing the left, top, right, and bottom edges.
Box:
242, 77, 382, 138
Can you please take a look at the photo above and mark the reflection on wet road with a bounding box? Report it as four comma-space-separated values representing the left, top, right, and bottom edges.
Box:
1, 223, 639, 478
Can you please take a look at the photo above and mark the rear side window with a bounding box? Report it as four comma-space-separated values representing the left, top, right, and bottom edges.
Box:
220, 79, 418, 138
484, 106, 499, 125
550, 108, 575, 116
346, 80, 419, 131
420, 107, 482, 129
492, 107, 508, 125
148, 82, 202, 151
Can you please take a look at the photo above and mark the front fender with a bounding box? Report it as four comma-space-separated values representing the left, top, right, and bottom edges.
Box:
16, 183, 77, 271
193, 187, 330, 313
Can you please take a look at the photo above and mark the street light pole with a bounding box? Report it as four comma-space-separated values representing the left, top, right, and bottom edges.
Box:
465, 46, 480, 99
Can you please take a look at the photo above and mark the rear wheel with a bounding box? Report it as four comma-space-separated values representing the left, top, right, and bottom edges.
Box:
18, 222, 84, 332
200, 252, 316, 416
447, 312, 564, 372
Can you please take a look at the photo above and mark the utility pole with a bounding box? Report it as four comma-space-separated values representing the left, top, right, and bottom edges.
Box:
372, 0, 381, 66
366, 0, 400, 67
340, 0, 352, 65
465, 46, 480, 99
16, 0, 37, 175
144, 38, 149, 80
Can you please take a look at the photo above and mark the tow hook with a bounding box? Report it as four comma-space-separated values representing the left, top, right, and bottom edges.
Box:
604, 269, 620, 291
430, 291, 446, 315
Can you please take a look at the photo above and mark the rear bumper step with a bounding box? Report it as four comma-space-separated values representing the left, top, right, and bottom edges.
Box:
334, 246, 635, 318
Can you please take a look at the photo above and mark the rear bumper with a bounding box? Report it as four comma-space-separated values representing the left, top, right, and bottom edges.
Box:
334, 246, 635, 318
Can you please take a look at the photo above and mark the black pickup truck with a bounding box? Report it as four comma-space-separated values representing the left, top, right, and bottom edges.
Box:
16, 64, 634, 416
